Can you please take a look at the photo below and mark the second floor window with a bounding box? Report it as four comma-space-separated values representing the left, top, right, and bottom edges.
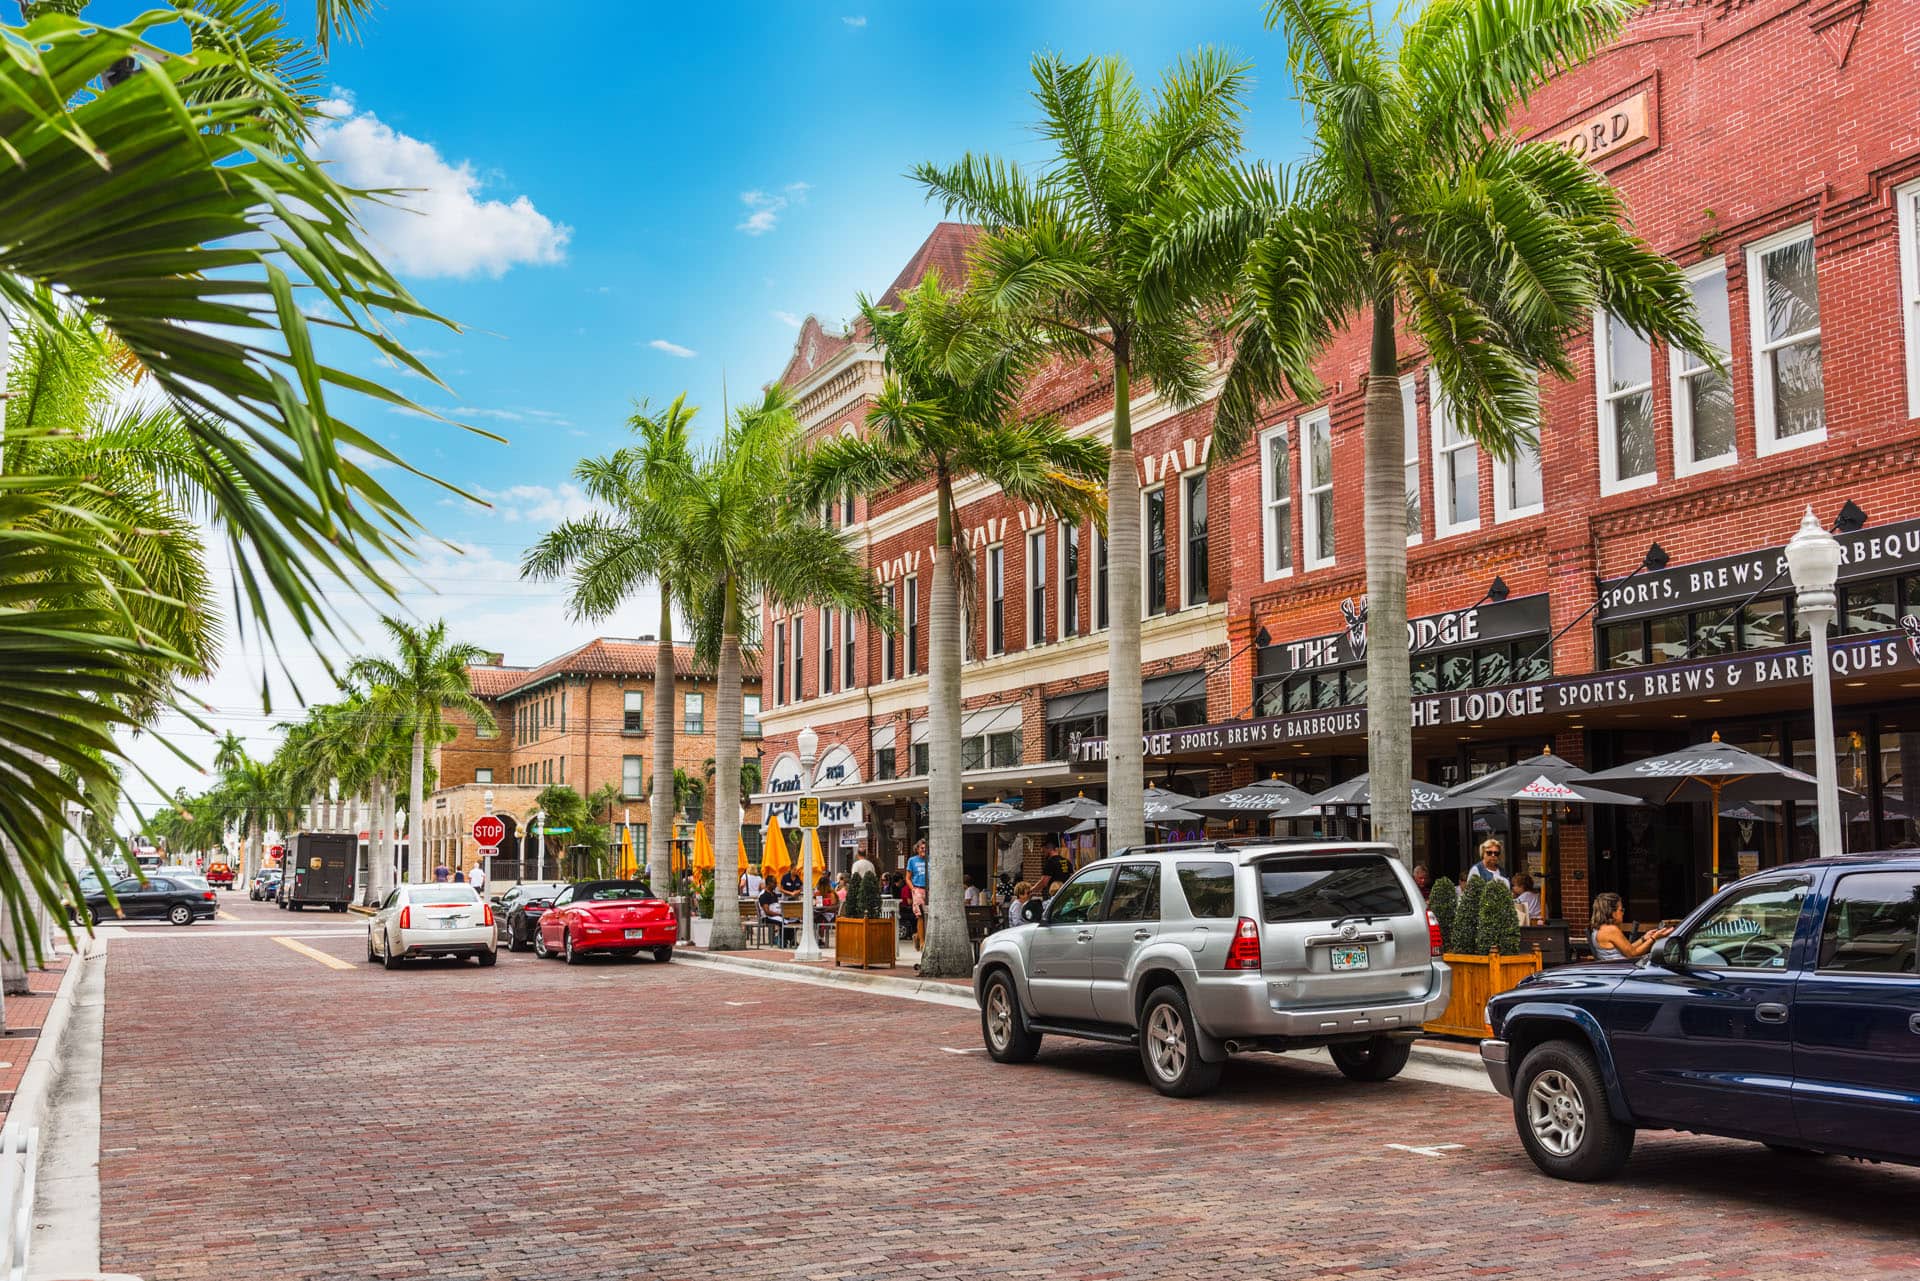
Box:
1144, 486, 1167, 617
743, 694, 761, 736
791, 617, 804, 703
1183, 471, 1208, 607
622, 755, 643, 798
1261, 423, 1294, 576
1431, 379, 1480, 536
1096, 532, 1110, 630
905, 575, 920, 675
475, 768, 492, 784
1303, 410, 1335, 568
822, 608, 836, 695
1598, 309, 1656, 493
623, 689, 644, 733
774, 623, 786, 707
1749, 226, 1825, 450
1673, 261, 1736, 473
843, 607, 855, 688
1028, 529, 1046, 646
876, 745, 897, 780
987, 544, 1005, 655
883, 583, 898, 680
684, 692, 704, 734
1062, 523, 1080, 637
1400, 377, 1422, 543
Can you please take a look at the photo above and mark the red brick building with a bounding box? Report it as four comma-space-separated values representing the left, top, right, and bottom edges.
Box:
760, 0, 1920, 928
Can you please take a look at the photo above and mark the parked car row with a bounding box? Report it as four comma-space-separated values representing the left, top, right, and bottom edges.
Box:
365, 879, 677, 969
72, 876, 218, 927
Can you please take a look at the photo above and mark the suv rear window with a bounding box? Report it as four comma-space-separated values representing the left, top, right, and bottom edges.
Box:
1175, 861, 1236, 919
1259, 856, 1410, 924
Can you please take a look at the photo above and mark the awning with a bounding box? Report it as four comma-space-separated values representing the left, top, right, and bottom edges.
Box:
1046, 688, 1107, 722
1143, 670, 1207, 706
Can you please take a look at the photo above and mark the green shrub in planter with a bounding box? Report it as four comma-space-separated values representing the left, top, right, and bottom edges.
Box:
1454, 875, 1487, 955
697, 875, 715, 920
1429, 877, 1460, 952
1476, 878, 1522, 956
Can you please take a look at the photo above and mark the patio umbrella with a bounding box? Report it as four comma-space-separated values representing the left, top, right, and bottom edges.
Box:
1442, 749, 1644, 916
617, 825, 637, 880
960, 802, 1025, 828
1142, 786, 1204, 828
1187, 775, 1319, 819
1308, 774, 1481, 814
1001, 793, 1109, 833
1586, 733, 1824, 882
691, 821, 715, 873
760, 814, 792, 877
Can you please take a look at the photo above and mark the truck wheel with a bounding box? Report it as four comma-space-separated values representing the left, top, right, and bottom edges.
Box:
1514, 1040, 1634, 1182
980, 971, 1041, 1064
1330, 1036, 1413, 1082
330, 903, 346, 914
1138, 986, 1223, 1098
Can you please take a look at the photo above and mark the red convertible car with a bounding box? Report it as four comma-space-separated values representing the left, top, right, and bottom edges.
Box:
534, 880, 678, 964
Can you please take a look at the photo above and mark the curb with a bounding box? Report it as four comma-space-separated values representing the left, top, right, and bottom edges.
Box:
675, 950, 978, 1009
11, 938, 96, 1142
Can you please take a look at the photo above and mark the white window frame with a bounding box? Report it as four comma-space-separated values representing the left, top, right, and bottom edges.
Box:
622, 756, 643, 799
986, 544, 1005, 656
1493, 382, 1545, 522
1399, 376, 1422, 545
790, 617, 803, 703
821, 606, 835, 695
1429, 373, 1481, 538
1301, 408, 1335, 571
882, 583, 897, 681
1026, 528, 1047, 647
1141, 483, 1168, 617
1899, 182, 1920, 421
684, 691, 705, 734
842, 606, 856, 688
772, 621, 785, 707
904, 575, 919, 675
1746, 222, 1825, 456
1670, 257, 1738, 477
1594, 307, 1658, 496
743, 694, 761, 736
1259, 421, 1294, 580
1180, 468, 1209, 608
1059, 522, 1081, 638
1094, 531, 1110, 632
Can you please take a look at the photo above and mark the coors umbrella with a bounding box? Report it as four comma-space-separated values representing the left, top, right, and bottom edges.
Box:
1187, 775, 1318, 819
1586, 733, 1824, 882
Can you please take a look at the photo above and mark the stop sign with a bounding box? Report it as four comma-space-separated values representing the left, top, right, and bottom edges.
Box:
471, 815, 506, 849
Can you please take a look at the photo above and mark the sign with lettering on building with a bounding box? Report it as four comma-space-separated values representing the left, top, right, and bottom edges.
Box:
1546, 90, 1650, 165
763, 746, 864, 827
1258, 594, 1551, 678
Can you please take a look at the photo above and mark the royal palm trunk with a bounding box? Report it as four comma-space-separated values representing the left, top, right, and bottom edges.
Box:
407, 727, 426, 883
648, 610, 675, 898
1363, 300, 1413, 863
1105, 359, 1145, 854
920, 482, 968, 977
707, 581, 746, 951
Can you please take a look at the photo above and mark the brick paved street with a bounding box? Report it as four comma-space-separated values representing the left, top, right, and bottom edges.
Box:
91, 898, 1920, 1280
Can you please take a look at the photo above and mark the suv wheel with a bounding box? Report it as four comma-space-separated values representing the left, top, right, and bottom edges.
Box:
1138, 986, 1223, 1098
1329, 1036, 1412, 1082
1514, 1040, 1634, 1181
979, 971, 1041, 1064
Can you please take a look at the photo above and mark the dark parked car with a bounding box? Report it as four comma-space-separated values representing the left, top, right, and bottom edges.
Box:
1481, 854, 1920, 1181
80, 876, 217, 927
495, 882, 566, 952
250, 871, 282, 901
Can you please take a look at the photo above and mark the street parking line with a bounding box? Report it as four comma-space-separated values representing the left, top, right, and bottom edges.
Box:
272, 936, 355, 971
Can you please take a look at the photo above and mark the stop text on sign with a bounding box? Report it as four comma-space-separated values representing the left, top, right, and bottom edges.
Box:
471, 815, 506, 848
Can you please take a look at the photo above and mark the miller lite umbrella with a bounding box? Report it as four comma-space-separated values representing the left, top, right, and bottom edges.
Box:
1307, 774, 1482, 815
960, 802, 1025, 828
1000, 793, 1110, 833
1586, 733, 1824, 883
1141, 786, 1205, 828
1186, 774, 1319, 819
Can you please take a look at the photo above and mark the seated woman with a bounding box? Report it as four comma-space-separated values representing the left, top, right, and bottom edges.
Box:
1589, 892, 1670, 960
1513, 872, 1543, 926
1007, 881, 1031, 929
758, 884, 792, 946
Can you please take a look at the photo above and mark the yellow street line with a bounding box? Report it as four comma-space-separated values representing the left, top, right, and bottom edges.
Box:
272, 935, 355, 971
217, 911, 238, 921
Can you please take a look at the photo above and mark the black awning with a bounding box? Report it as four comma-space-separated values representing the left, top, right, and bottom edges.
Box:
1046, 688, 1108, 722
1142, 670, 1207, 707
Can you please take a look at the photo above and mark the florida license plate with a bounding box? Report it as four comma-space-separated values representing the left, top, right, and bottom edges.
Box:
1330, 944, 1370, 971
624, 929, 647, 939
436, 918, 465, 929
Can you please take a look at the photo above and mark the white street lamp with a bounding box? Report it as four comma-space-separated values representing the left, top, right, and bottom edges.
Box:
533, 808, 547, 882
793, 725, 823, 961
1785, 506, 1844, 858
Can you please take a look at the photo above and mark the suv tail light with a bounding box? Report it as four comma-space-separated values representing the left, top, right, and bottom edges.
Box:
482, 903, 494, 927
1427, 909, 1444, 957
1225, 917, 1262, 971
399, 905, 411, 929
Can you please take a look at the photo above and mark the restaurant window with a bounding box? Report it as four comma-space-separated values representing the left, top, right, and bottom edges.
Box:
773, 622, 786, 706
1095, 532, 1110, 631
622, 755, 643, 798
684, 692, 704, 735
475, 768, 492, 784
1596, 308, 1656, 494
1430, 377, 1479, 536
1672, 260, 1737, 474
1143, 486, 1167, 616
822, 608, 836, 694
1904, 182, 1920, 419
843, 607, 856, 689
1143, 672, 1208, 733
743, 695, 761, 738
1399, 376, 1422, 543
1303, 409, 1334, 569
905, 575, 920, 675
1061, 523, 1081, 637
961, 736, 985, 771
623, 689, 645, 733
1182, 470, 1209, 607
1260, 421, 1295, 577
987, 544, 1005, 655
1027, 529, 1047, 646
882, 583, 898, 681
1046, 712, 1106, 762
1741, 597, 1791, 650
1748, 225, 1825, 451
910, 741, 929, 776
1840, 577, 1898, 636
876, 745, 897, 781
791, 616, 804, 702
988, 730, 1020, 768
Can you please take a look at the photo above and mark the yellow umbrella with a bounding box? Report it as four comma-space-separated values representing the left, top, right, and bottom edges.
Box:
761, 815, 790, 877
617, 825, 636, 879
691, 821, 715, 871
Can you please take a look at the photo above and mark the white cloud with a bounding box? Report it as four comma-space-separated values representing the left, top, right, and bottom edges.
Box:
312, 93, 570, 280
736, 182, 810, 236
843, 15, 867, 26
472, 482, 596, 524
772, 310, 803, 328
649, 339, 697, 358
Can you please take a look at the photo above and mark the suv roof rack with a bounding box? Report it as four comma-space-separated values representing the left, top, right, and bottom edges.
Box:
1097, 838, 1395, 861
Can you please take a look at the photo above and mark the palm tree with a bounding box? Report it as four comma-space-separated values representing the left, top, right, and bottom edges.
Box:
523, 397, 701, 904
914, 49, 1251, 854
1151, 0, 1715, 859
794, 276, 1107, 978
212, 751, 295, 883
347, 619, 497, 892
683, 389, 883, 952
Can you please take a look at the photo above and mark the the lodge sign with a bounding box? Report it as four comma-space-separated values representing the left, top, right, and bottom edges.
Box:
1597, 517, 1920, 622
1261, 594, 1550, 676
1076, 628, 1920, 764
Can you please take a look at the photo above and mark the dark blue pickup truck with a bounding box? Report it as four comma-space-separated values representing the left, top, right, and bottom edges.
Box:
1481, 854, 1920, 1181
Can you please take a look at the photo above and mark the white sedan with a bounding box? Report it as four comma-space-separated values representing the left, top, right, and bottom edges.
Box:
367, 883, 497, 969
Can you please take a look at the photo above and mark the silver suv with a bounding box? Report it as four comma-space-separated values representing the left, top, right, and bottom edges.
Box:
974, 841, 1450, 1096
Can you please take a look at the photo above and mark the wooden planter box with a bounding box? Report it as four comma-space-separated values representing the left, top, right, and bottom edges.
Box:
835, 917, 896, 970
1423, 951, 1545, 1039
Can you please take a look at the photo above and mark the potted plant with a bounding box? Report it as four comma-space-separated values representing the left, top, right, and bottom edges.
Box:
834, 869, 896, 969
1424, 878, 1545, 1038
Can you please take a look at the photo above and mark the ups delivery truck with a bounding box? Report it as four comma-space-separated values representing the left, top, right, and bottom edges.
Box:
279, 832, 356, 912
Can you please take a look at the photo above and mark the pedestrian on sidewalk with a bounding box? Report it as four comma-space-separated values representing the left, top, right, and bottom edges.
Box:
851, 849, 876, 880
907, 839, 929, 948
468, 862, 487, 894
432, 863, 451, 883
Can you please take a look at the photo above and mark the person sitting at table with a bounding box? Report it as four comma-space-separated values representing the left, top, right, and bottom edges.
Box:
758, 883, 791, 946
1008, 881, 1031, 929
780, 866, 803, 898
832, 872, 849, 907
740, 868, 763, 899
1589, 892, 1669, 960
1020, 881, 1046, 923
1512, 872, 1543, 925
1466, 839, 1509, 886
962, 874, 980, 907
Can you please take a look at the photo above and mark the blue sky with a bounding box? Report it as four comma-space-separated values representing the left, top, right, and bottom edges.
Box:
110, 0, 1314, 817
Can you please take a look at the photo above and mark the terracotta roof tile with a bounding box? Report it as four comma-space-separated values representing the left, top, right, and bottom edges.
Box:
468, 639, 761, 700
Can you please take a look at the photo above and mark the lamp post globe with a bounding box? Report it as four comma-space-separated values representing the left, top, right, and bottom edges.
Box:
794, 725, 822, 961
1785, 505, 1844, 857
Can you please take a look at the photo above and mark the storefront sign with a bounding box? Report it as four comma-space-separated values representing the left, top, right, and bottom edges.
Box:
1260, 595, 1550, 676
1077, 628, 1920, 761
764, 748, 864, 827
1597, 517, 1920, 622
1547, 91, 1650, 165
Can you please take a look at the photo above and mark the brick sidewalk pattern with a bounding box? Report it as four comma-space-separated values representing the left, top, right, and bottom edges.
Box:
96, 901, 1920, 1280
